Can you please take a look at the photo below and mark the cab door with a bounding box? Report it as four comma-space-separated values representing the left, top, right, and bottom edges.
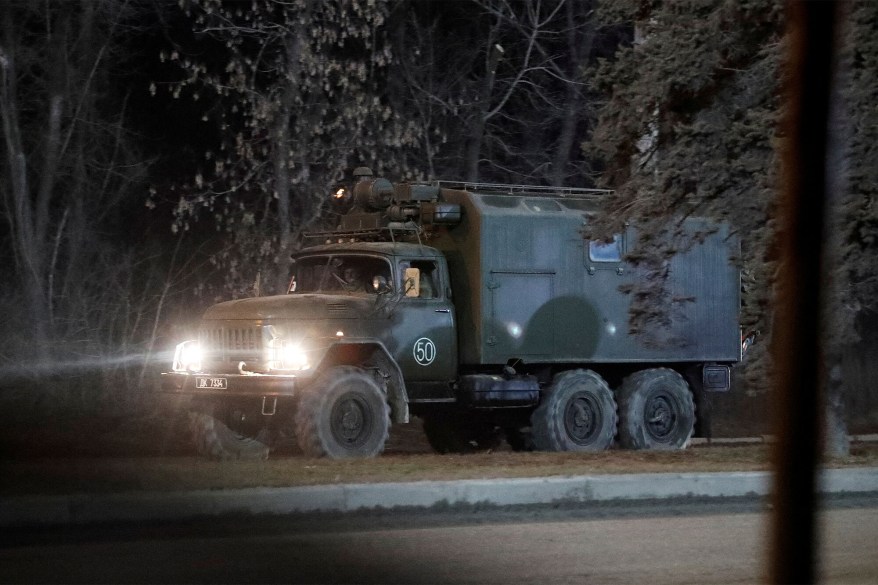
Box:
392, 258, 457, 384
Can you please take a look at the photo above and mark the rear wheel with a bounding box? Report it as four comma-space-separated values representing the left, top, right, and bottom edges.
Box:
617, 368, 695, 450
295, 366, 390, 458
531, 369, 617, 451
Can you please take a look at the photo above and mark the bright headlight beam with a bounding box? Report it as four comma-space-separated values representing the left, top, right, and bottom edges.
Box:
172, 340, 202, 372
270, 340, 310, 371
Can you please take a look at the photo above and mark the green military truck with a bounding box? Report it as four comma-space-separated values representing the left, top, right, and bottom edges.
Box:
161, 169, 741, 459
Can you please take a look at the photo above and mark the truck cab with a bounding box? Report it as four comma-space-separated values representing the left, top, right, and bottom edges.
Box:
285, 242, 459, 391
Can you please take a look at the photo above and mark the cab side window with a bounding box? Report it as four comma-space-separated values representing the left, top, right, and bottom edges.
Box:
400, 260, 439, 299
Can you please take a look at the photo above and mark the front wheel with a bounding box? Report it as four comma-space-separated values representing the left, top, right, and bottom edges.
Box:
617, 368, 695, 450
295, 366, 390, 459
531, 369, 617, 451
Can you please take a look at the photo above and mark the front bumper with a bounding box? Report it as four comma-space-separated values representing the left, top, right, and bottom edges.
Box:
160, 372, 300, 397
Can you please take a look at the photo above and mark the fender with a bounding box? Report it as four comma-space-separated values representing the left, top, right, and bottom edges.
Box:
313, 339, 410, 424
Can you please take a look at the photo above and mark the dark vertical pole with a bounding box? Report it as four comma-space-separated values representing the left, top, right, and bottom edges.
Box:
770, 2, 837, 584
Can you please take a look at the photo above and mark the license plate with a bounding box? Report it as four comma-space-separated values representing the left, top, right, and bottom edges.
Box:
195, 376, 228, 390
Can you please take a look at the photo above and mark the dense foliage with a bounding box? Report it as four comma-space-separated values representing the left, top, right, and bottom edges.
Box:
587, 0, 782, 372
588, 0, 878, 395
833, 2, 878, 344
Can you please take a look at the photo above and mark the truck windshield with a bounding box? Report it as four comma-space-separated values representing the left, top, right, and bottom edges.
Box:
290, 255, 392, 294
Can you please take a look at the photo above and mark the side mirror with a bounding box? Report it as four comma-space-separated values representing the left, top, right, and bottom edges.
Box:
403, 267, 421, 298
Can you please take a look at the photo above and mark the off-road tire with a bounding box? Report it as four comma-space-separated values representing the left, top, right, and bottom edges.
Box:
531, 369, 617, 451
422, 414, 503, 454
294, 366, 390, 459
188, 408, 270, 461
617, 368, 695, 450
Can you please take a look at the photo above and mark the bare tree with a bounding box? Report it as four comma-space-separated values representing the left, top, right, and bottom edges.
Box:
1, 1, 147, 354
165, 0, 423, 295
392, 0, 601, 185
0, 1, 182, 414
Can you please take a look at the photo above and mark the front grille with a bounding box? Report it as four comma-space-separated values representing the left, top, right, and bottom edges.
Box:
200, 326, 263, 361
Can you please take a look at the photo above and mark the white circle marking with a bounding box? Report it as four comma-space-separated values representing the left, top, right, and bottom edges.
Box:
413, 337, 437, 366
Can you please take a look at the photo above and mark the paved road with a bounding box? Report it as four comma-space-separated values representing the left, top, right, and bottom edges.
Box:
3, 497, 876, 584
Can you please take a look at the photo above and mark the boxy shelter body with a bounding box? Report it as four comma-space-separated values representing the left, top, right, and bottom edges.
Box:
432, 185, 741, 368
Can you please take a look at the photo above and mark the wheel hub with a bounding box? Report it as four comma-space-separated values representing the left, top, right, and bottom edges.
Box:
645, 394, 676, 440
330, 393, 371, 447
564, 394, 600, 445
340, 403, 363, 436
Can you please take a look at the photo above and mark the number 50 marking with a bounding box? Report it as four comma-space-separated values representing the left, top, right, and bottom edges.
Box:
413, 337, 437, 366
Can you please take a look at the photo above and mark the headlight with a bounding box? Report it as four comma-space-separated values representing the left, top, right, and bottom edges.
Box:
268, 340, 311, 371
172, 340, 202, 373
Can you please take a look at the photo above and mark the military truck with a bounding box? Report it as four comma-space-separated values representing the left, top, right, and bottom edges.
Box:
161, 168, 741, 459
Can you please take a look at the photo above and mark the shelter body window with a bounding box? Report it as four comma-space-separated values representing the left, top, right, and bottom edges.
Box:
588, 234, 624, 263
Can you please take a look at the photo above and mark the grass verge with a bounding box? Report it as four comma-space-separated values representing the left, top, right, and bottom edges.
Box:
2, 441, 876, 497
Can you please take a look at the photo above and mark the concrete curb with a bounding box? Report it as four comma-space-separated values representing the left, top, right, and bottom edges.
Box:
689, 434, 878, 446
2, 468, 877, 528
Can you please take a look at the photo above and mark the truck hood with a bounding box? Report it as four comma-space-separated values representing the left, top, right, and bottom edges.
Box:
202, 294, 378, 321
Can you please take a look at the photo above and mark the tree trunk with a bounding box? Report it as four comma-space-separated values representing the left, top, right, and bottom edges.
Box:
1, 10, 51, 355
551, 1, 595, 187
465, 22, 503, 182
824, 358, 850, 457
270, 18, 308, 293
